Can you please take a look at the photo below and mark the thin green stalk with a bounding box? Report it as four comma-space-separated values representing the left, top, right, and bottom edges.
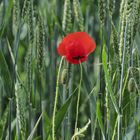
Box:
100, 26, 105, 138
52, 57, 64, 140
117, 115, 121, 140
81, 87, 96, 109
39, 74, 43, 137
74, 63, 83, 134
9, 98, 13, 140
89, 89, 96, 139
42, 100, 46, 140
105, 90, 110, 138
27, 113, 43, 140
61, 62, 70, 140
92, 117, 97, 139
100, 27, 104, 92
67, 65, 74, 140
112, 116, 118, 140
62, 84, 67, 140
118, 21, 128, 140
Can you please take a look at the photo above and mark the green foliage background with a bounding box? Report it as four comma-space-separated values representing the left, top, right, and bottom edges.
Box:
0, 0, 140, 139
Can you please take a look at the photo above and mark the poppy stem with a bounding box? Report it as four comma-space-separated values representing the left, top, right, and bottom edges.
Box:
74, 62, 83, 135
52, 56, 64, 140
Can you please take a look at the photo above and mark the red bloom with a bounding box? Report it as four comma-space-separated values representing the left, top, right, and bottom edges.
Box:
57, 32, 96, 64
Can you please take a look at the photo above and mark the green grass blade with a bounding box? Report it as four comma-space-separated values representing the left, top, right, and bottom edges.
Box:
47, 88, 77, 138
27, 113, 43, 140
102, 45, 119, 114
55, 90, 75, 131
0, 0, 13, 37
0, 50, 12, 97
0, 105, 9, 139
96, 99, 105, 140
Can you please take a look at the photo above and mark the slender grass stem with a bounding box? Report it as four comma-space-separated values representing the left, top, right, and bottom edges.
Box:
100, 25, 105, 138
74, 62, 83, 134
118, 20, 128, 140
92, 117, 97, 139
9, 98, 13, 140
67, 65, 73, 139
39, 73, 43, 137
52, 57, 64, 140
112, 116, 118, 140
100, 26, 104, 93
62, 62, 70, 140
62, 84, 67, 140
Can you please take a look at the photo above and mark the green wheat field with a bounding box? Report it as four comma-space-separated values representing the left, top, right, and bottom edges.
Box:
0, 0, 140, 140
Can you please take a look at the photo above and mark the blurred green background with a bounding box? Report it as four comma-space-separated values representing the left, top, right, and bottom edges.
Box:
0, 0, 140, 140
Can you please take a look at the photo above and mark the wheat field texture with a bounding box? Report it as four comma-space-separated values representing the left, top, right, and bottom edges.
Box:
0, 0, 140, 140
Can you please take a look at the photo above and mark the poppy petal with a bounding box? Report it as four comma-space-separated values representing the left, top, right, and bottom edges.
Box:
63, 32, 96, 55
57, 41, 67, 55
76, 32, 96, 55
66, 41, 86, 57
57, 32, 96, 64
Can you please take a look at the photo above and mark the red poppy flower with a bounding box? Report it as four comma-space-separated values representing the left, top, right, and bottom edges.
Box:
57, 32, 96, 64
